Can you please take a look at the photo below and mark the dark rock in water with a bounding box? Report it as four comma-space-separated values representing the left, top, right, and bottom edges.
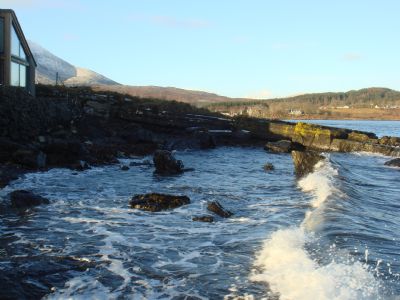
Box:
153, 150, 184, 175
384, 158, 400, 167
120, 165, 129, 171
130, 193, 190, 212
9, 190, 50, 210
207, 201, 233, 218
264, 163, 274, 171
0, 165, 26, 188
192, 215, 214, 223
264, 140, 293, 153
0, 255, 95, 300
291, 150, 325, 178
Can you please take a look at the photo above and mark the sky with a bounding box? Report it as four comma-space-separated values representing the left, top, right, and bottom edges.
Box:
2, 0, 400, 98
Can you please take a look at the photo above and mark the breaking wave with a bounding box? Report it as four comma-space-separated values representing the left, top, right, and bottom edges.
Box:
252, 158, 383, 300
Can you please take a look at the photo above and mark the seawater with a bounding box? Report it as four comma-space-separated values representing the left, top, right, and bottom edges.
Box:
0, 121, 400, 299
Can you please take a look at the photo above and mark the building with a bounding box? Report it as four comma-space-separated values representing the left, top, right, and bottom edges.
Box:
0, 9, 36, 96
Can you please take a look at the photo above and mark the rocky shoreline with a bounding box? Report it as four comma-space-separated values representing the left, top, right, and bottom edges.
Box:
0, 84, 399, 189
1, 85, 400, 299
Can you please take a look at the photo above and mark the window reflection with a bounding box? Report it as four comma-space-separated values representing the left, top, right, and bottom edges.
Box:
11, 62, 27, 87
11, 62, 19, 86
11, 24, 27, 60
0, 18, 4, 54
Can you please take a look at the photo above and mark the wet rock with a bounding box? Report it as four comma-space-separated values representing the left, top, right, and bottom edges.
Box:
192, 215, 214, 223
9, 190, 50, 210
379, 136, 400, 147
263, 163, 274, 171
195, 130, 216, 149
120, 165, 129, 171
384, 158, 400, 167
12, 148, 46, 169
291, 150, 325, 178
130, 193, 190, 212
153, 150, 184, 175
207, 201, 233, 218
43, 140, 84, 167
264, 140, 293, 153
0, 255, 95, 300
0, 165, 26, 188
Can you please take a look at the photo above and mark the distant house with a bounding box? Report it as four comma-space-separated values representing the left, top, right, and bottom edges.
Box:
288, 109, 304, 116
0, 9, 36, 95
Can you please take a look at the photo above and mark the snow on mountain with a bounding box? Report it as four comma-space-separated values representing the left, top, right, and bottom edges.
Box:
28, 41, 118, 86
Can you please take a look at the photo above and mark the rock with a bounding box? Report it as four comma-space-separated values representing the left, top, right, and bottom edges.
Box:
264, 140, 293, 153
207, 201, 233, 218
264, 163, 274, 171
195, 130, 216, 149
12, 149, 40, 169
9, 190, 50, 210
130, 193, 190, 212
120, 165, 129, 171
291, 150, 325, 177
384, 158, 400, 167
43, 140, 84, 167
192, 216, 214, 223
379, 136, 400, 147
153, 150, 184, 175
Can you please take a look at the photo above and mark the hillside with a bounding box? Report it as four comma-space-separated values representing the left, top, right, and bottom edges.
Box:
205, 88, 400, 120
29, 41, 119, 86
91, 85, 249, 105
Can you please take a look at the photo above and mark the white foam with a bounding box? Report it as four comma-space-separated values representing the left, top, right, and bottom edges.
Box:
252, 158, 382, 300
252, 227, 380, 300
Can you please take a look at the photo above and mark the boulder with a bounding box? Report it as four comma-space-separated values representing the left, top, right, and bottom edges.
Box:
379, 136, 400, 147
264, 140, 293, 153
192, 215, 214, 223
9, 190, 50, 210
153, 150, 184, 175
384, 158, 400, 167
120, 165, 129, 171
130, 193, 190, 212
195, 130, 216, 149
291, 150, 325, 177
207, 201, 233, 218
43, 140, 84, 167
264, 163, 274, 171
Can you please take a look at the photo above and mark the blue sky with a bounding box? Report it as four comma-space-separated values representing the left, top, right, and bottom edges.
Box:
3, 0, 400, 98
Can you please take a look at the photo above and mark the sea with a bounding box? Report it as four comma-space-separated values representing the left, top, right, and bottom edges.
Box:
0, 120, 400, 300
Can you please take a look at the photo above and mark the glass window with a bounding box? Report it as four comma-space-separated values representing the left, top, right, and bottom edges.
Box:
0, 18, 4, 53
11, 25, 20, 57
20, 65, 26, 87
0, 59, 4, 85
11, 62, 19, 86
19, 45, 26, 60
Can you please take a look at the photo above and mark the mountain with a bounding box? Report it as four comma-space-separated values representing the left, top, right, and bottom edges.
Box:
29, 41, 119, 86
28, 41, 252, 105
